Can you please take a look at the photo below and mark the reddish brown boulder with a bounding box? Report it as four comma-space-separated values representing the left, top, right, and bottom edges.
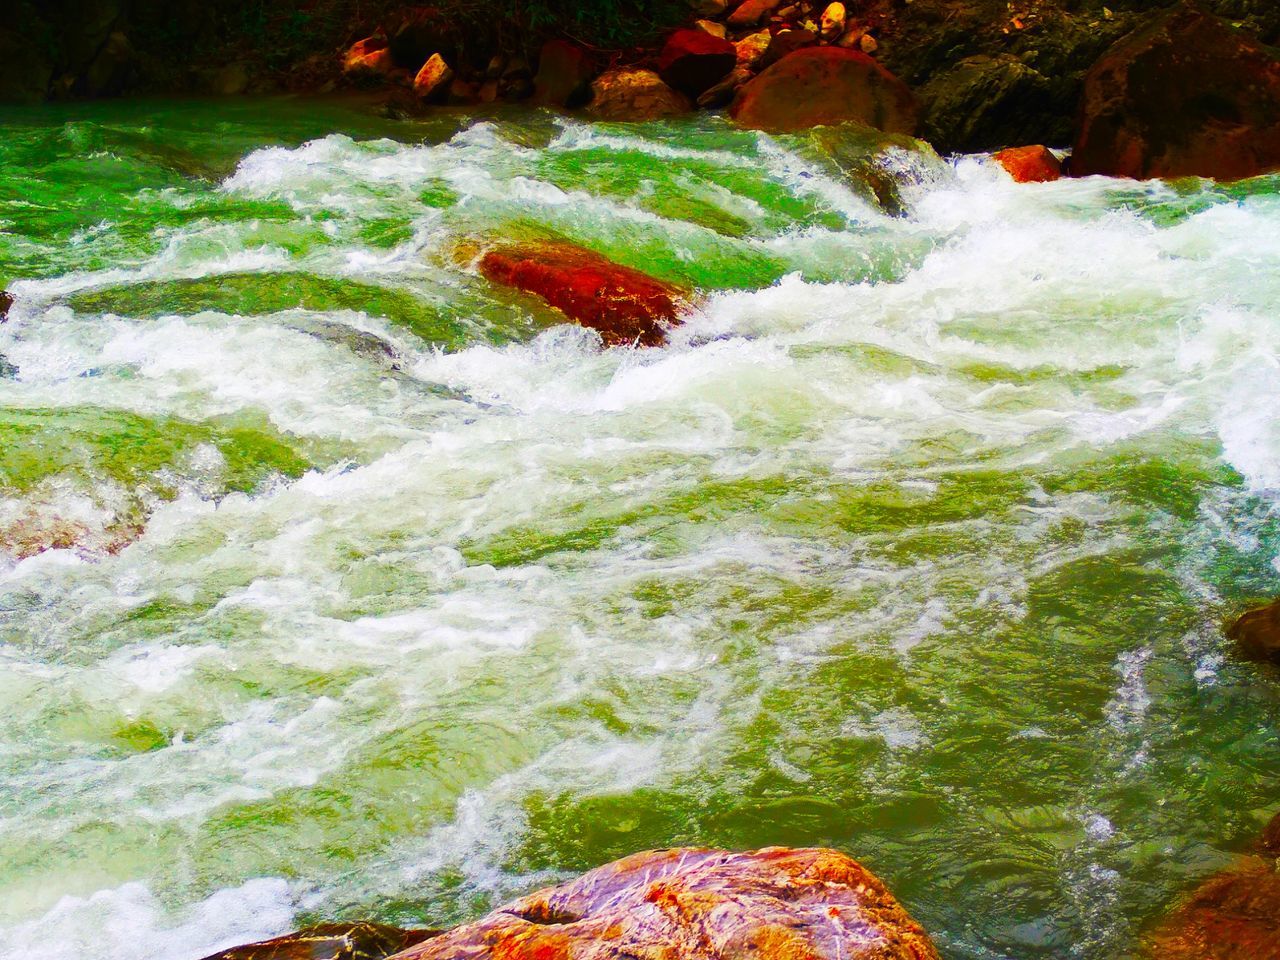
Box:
343, 37, 396, 82
478, 242, 689, 347
532, 40, 594, 108
0, 290, 12, 322
727, 0, 783, 29
1145, 862, 1280, 960
199, 923, 436, 960
730, 47, 918, 134
1227, 599, 1280, 665
586, 68, 692, 122
1073, 2, 1280, 181
658, 29, 736, 99
993, 145, 1061, 183
413, 54, 453, 102
388, 847, 939, 960
759, 27, 819, 72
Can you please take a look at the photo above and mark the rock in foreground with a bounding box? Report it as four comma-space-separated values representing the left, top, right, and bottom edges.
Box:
1145, 861, 1280, 960
730, 48, 917, 135
389, 847, 939, 960
479, 242, 689, 347
1227, 598, 1280, 665
1073, 2, 1280, 181
199, 922, 437, 960
993, 145, 1061, 184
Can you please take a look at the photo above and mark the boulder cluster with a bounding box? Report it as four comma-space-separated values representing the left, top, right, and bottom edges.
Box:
343, 1, 1280, 185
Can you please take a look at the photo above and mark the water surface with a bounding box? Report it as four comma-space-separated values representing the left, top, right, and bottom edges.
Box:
1, 97, 1278, 960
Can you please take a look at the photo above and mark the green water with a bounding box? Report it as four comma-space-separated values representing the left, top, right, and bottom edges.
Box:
0, 97, 1277, 960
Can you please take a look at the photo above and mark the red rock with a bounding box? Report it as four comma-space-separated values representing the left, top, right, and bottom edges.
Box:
586, 68, 692, 122
728, 0, 784, 28
993, 145, 1061, 183
1145, 862, 1280, 960
1073, 2, 1280, 181
387, 847, 939, 960
412, 54, 453, 102
343, 37, 396, 81
734, 31, 773, 70
478, 242, 689, 347
658, 29, 736, 99
730, 47, 918, 134
198, 922, 437, 960
1227, 598, 1280, 665
759, 27, 818, 72
532, 40, 594, 108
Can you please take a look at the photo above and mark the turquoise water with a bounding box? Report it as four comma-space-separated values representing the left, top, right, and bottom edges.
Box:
0, 96, 1277, 960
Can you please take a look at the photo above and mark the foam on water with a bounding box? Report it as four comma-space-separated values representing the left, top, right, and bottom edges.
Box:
1, 103, 1279, 960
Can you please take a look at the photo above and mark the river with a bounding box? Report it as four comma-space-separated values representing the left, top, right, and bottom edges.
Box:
0, 96, 1277, 960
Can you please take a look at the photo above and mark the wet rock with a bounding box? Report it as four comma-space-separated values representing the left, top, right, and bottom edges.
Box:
586, 68, 692, 121
198, 922, 437, 960
993, 145, 1061, 183
0, 354, 16, 379
343, 37, 396, 83
658, 29, 736, 99
734, 31, 773, 71
412, 53, 454, 102
0, 290, 12, 322
1073, 2, 1280, 181
478, 242, 689, 347
695, 19, 728, 40
1227, 598, 1280, 665
760, 27, 819, 72
388, 847, 939, 960
919, 54, 1058, 155
820, 3, 847, 41
728, 0, 784, 29
83, 29, 133, 96
532, 39, 594, 108
697, 65, 752, 108
1145, 861, 1280, 960
730, 47, 918, 134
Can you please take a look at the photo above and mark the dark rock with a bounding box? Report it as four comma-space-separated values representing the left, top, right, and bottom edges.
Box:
919, 54, 1059, 154
1262, 811, 1280, 857
0, 355, 16, 379
697, 65, 753, 108
388, 847, 940, 960
532, 39, 594, 108
728, 0, 785, 29
658, 29, 736, 98
730, 47, 918, 134
586, 68, 693, 122
83, 29, 133, 96
198, 922, 437, 960
479, 241, 689, 347
388, 6, 455, 71
759, 26, 819, 72
1227, 598, 1280, 665
1074, 2, 1280, 180
0, 291, 12, 322
993, 144, 1061, 182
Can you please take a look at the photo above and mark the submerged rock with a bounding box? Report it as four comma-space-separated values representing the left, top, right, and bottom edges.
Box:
1227, 599, 1280, 665
389, 847, 939, 960
198, 922, 437, 960
478, 241, 688, 347
730, 47, 917, 134
1145, 860, 1280, 960
993, 145, 1061, 183
1073, 2, 1280, 181
658, 29, 736, 99
586, 68, 692, 121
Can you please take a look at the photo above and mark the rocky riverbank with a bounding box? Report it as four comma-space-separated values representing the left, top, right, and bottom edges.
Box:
7, 1, 1280, 177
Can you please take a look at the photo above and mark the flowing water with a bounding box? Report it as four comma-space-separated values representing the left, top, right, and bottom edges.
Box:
0, 97, 1278, 960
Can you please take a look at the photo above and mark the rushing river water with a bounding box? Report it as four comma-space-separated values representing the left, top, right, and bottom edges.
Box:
0, 97, 1278, 960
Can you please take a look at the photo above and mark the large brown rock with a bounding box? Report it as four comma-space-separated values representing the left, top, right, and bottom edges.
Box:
658, 29, 736, 99
730, 47, 918, 134
1073, 2, 1280, 181
199, 923, 437, 960
993, 145, 1061, 183
388, 847, 939, 960
1227, 598, 1280, 665
532, 40, 594, 108
727, 0, 783, 29
478, 242, 689, 347
586, 68, 692, 122
1144, 862, 1280, 960
343, 37, 396, 83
